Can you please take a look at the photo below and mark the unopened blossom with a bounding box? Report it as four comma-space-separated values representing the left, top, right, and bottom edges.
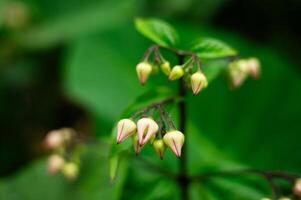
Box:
228, 60, 249, 88
45, 130, 64, 149
62, 162, 79, 181
137, 118, 159, 146
293, 178, 301, 197
116, 119, 136, 144
47, 154, 65, 175
163, 130, 185, 157
190, 71, 208, 95
160, 61, 171, 75
247, 58, 261, 79
153, 139, 165, 159
136, 62, 152, 85
169, 65, 184, 80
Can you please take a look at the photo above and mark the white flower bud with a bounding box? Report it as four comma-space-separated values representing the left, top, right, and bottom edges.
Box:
293, 178, 301, 197
137, 118, 159, 146
116, 119, 136, 144
169, 65, 184, 80
190, 72, 208, 95
247, 58, 261, 79
228, 60, 248, 88
48, 154, 65, 175
153, 139, 165, 159
163, 130, 185, 157
136, 62, 152, 85
45, 130, 64, 149
160, 61, 171, 75
62, 162, 79, 181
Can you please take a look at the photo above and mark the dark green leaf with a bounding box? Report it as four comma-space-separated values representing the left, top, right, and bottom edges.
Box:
134, 18, 179, 47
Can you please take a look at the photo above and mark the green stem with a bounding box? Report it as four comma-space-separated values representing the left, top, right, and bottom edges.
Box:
178, 54, 189, 200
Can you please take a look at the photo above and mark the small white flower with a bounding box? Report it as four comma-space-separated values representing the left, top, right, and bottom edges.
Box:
45, 130, 64, 149
48, 154, 65, 175
137, 118, 159, 146
247, 58, 261, 79
136, 62, 152, 85
116, 119, 136, 144
190, 72, 208, 95
293, 178, 301, 197
163, 130, 185, 157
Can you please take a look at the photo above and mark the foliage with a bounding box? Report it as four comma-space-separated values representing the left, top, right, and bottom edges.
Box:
0, 1, 301, 200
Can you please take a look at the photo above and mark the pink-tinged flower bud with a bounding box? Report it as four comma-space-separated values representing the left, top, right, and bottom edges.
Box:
160, 61, 171, 76
169, 65, 184, 80
47, 154, 65, 175
293, 178, 301, 197
247, 58, 261, 79
116, 119, 136, 144
136, 62, 152, 85
137, 118, 159, 146
153, 139, 165, 159
163, 130, 185, 158
45, 130, 64, 149
62, 162, 79, 181
190, 72, 208, 95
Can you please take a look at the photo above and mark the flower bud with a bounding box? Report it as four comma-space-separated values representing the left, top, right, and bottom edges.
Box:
47, 154, 65, 175
247, 58, 261, 79
228, 60, 248, 88
137, 118, 159, 146
169, 65, 184, 81
62, 162, 79, 181
190, 72, 208, 95
160, 61, 171, 76
116, 119, 136, 144
136, 62, 152, 85
163, 130, 185, 157
45, 130, 64, 150
153, 139, 165, 159
293, 178, 301, 197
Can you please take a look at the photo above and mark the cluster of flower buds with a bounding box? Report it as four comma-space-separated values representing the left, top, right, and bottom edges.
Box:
136, 47, 208, 95
227, 57, 261, 88
116, 115, 185, 159
44, 128, 80, 181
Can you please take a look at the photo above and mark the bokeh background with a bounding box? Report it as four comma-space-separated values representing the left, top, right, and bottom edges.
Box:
0, 0, 301, 199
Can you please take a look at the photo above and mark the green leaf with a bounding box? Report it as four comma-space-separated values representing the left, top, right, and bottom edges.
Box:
20, 1, 134, 49
134, 18, 179, 47
190, 37, 237, 59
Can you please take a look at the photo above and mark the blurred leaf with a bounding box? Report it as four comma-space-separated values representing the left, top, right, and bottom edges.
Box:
135, 18, 179, 47
20, 0, 134, 49
191, 37, 237, 59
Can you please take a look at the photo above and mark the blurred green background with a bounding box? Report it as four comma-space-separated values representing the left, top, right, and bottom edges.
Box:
0, 0, 301, 199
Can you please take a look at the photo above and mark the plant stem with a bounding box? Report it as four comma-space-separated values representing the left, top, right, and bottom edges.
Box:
178, 54, 189, 200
